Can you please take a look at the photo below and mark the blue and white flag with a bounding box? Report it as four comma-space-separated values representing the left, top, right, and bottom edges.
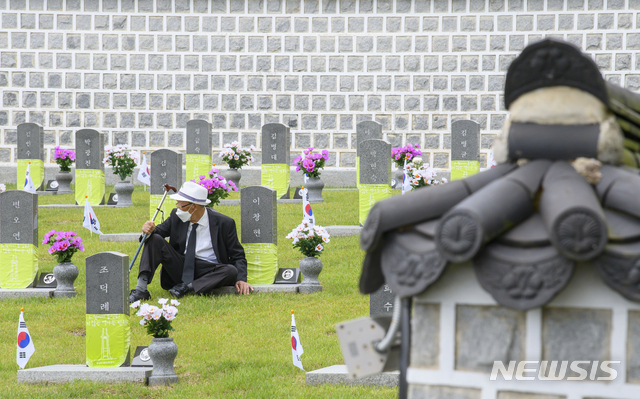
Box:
83, 198, 103, 235
23, 162, 36, 193
17, 309, 35, 369
291, 311, 304, 370
301, 187, 315, 228
137, 151, 151, 186
401, 159, 412, 195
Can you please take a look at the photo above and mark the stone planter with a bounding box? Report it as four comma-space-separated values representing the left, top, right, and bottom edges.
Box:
393, 167, 404, 190
305, 177, 325, 203
220, 168, 241, 189
299, 256, 323, 294
147, 337, 179, 386
55, 170, 73, 194
53, 262, 78, 298
114, 179, 134, 207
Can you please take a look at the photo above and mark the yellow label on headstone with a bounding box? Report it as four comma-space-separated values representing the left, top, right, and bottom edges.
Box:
150, 194, 174, 222
86, 313, 130, 368
75, 169, 105, 205
244, 243, 278, 285
450, 160, 480, 181
17, 159, 44, 190
359, 184, 392, 226
261, 164, 290, 199
186, 154, 212, 182
0, 244, 38, 289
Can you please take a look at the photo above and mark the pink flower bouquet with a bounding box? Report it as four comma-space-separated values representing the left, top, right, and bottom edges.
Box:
42, 230, 85, 263
131, 298, 180, 338
192, 168, 238, 207
54, 146, 76, 172
292, 147, 329, 179
391, 143, 422, 169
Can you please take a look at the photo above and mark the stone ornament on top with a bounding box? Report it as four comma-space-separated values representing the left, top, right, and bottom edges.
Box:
17, 123, 45, 192
0, 191, 38, 289
75, 129, 105, 206
261, 123, 291, 199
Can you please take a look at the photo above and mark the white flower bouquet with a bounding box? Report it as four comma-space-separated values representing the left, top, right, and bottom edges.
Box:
286, 221, 330, 257
131, 298, 180, 338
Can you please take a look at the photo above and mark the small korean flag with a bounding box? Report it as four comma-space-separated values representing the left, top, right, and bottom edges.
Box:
291, 310, 304, 371
301, 188, 315, 228
83, 198, 104, 235
17, 308, 35, 369
23, 162, 36, 193
137, 151, 151, 186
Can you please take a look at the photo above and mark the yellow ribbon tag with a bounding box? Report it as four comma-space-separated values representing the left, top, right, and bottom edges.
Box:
75, 169, 105, 205
261, 164, 290, 199
186, 154, 213, 182
0, 244, 38, 289
359, 184, 392, 226
450, 160, 480, 181
244, 243, 279, 285
86, 313, 130, 368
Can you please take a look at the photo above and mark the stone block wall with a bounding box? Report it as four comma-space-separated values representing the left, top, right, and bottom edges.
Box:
1, 0, 640, 175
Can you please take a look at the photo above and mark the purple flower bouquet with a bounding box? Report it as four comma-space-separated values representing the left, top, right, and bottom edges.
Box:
192, 168, 238, 207
391, 143, 422, 169
42, 230, 85, 263
292, 147, 329, 179
54, 146, 76, 172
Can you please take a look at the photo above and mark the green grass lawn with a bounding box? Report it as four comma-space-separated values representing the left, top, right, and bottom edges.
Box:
1, 185, 396, 399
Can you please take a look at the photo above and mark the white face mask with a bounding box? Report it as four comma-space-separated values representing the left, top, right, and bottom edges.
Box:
176, 204, 194, 223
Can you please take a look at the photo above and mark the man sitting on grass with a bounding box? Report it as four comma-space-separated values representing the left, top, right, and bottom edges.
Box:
129, 181, 253, 302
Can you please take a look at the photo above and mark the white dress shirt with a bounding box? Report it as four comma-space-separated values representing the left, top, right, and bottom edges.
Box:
184, 212, 218, 263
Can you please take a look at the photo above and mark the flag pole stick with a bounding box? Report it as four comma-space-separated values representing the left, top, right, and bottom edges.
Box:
128, 183, 177, 272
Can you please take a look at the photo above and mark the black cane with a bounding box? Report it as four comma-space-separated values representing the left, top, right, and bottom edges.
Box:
128, 183, 177, 272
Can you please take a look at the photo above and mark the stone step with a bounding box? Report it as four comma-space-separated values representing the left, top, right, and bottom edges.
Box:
0, 288, 55, 299
17, 365, 151, 384
306, 365, 399, 387
210, 284, 300, 295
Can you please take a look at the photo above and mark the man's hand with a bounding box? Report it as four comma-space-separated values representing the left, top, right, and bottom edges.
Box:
142, 221, 156, 235
235, 281, 254, 295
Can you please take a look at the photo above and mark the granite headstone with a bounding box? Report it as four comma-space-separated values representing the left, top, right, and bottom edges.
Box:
241, 186, 279, 285
186, 119, 212, 182
150, 149, 183, 221
450, 120, 480, 181
261, 123, 291, 199
75, 129, 105, 205
85, 252, 130, 367
358, 139, 392, 226
370, 284, 397, 318
0, 191, 38, 289
356, 121, 383, 187
17, 123, 45, 191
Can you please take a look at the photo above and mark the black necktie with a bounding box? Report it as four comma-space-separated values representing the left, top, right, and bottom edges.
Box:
182, 223, 198, 284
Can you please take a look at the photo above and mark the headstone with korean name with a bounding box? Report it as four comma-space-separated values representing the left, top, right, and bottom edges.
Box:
450, 120, 480, 181
0, 191, 38, 289
358, 139, 392, 226
370, 284, 396, 318
186, 119, 212, 182
150, 149, 183, 222
75, 129, 105, 205
17, 123, 45, 192
356, 121, 383, 186
85, 251, 130, 368
241, 186, 278, 285
261, 123, 291, 199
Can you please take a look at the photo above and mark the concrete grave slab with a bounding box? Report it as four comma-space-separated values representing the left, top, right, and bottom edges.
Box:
17, 365, 151, 384
0, 288, 54, 299
306, 364, 398, 387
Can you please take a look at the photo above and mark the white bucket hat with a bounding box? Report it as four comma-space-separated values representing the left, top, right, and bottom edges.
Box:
169, 181, 211, 205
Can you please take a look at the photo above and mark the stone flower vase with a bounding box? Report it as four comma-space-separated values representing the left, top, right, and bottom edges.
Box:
55, 170, 73, 194
305, 177, 324, 203
299, 256, 323, 293
53, 262, 78, 298
114, 179, 134, 207
147, 337, 179, 386
221, 168, 241, 188
394, 167, 404, 190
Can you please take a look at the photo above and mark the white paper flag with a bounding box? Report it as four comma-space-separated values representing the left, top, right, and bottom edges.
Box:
291, 311, 304, 371
137, 152, 151, 186
83, 198, 103, 235
17, 309, 35, 369
23, 162, 36, 193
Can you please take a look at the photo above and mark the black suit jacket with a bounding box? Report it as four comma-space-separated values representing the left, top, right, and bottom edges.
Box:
152, 208, 248, 282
